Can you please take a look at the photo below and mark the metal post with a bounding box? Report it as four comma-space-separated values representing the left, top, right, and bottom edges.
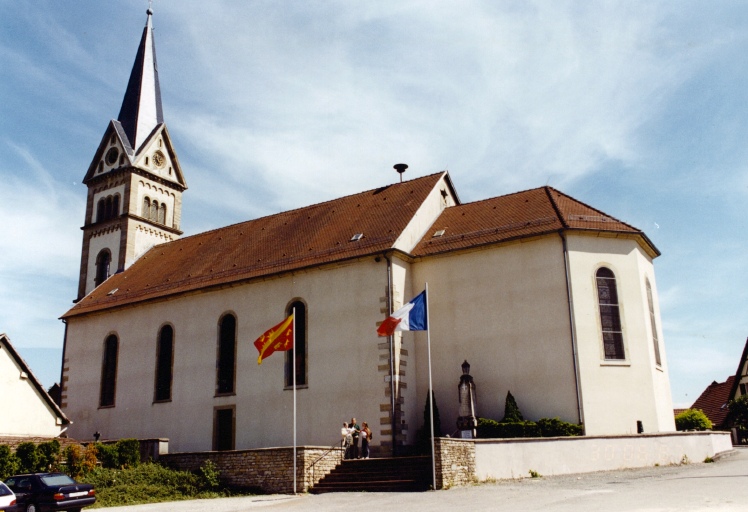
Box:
425, 283, 436, 490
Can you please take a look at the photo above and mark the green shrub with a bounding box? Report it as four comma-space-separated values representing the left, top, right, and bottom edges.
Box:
116, 439, 141, 468
501, 391, 524, 423
199, 460, 221, 490
537, 417, 583, 437
15, 442, 39, 473
96, 443, 120, 469
477, 418, 541, 438
65, 443, 98, 477
416, 390, 442, 454
729, 395, 748, 430
675, 409, 712, 431
0, 445, 20, 480
36, 440, 61, 471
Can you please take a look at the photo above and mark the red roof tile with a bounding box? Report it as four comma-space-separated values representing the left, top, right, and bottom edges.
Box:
690, 376, 735, 428
413, 186, 657, 257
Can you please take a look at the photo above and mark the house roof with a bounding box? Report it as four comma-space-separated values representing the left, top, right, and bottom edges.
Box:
412, 186, 658, 257
63, 176, 657, 319
63, 172, 449, 318
0, 333, 70, 425
690, 376, 735, 428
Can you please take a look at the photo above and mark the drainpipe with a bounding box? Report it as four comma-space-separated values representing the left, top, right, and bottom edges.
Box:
383, 252, 397, 455
559, 231, 585, 428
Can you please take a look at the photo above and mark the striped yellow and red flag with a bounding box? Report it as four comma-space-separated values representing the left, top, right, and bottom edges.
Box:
253, 314, 294, 365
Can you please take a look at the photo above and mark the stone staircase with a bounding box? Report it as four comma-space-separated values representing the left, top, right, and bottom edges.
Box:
310, 455, 433, 493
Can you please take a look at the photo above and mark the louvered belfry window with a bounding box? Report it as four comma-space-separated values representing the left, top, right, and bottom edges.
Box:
596, 267, 625, 360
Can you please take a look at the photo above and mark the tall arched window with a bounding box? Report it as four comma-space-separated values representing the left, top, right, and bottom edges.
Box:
158, 203, 166, 225
105, 196, 114, 219
143, 197, 151, 218
95, 250, 111, 287
100, 334, 119, 407
154, 325, 174, 402
596, 267, 625, 360
285, 300, 307, 387
216, 314, 237, 395
150, 200, 158, 221
646, 279, 662, 366
96, 199, 106, 222
112, 194, 120, 218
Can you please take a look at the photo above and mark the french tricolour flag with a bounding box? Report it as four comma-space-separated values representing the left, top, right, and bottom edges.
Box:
377, 290, 427, 337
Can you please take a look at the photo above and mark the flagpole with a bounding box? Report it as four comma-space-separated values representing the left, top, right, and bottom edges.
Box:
425, 282, 436, 490
292, 308, 297, 494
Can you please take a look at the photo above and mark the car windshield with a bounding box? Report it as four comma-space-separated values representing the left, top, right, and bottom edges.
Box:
0, 483, 12, 496
40, 474, 76, 486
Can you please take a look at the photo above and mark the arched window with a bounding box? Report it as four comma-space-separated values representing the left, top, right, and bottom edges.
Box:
150, 200, 158, 221
646, 279, 662, 366
95, 249, 111, 287
158, 203, 166, 225
96, 199, 106, 223
100, 334, 119, 407
285, 300, 307, 387
154, 325, 174, 402
216, 314, 237, 394
112, 194, 120, 219
105, 196, 114, 220
596, 267, 625, 360
143, 197, 151, 218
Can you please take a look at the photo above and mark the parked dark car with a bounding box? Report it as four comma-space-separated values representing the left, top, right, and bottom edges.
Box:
4, 473, 95, 512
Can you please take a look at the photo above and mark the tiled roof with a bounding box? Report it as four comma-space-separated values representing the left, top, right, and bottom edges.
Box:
413, 186, 657, 257
63, 172, 447, 318
690, 376, 735, 428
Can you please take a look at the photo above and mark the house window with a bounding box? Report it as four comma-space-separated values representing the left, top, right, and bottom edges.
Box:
596, 267, 625, 360
285, 300, 307, 387
740, 383, 747, 396
216, 314, 237, 395
213, 406, 235, 451
645, 279, 662, 366
100, 334, 119, 407
154, 324, 174, 402
94, 249, 111, 287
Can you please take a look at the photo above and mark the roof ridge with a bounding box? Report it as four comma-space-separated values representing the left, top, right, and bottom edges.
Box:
545, 186, 640, 233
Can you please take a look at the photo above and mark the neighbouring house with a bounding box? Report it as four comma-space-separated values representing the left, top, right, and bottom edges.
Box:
59, 10, 675, 454
0, 333, 70, 438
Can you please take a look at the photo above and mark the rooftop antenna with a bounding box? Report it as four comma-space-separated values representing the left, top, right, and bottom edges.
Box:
394, 163, 408, 183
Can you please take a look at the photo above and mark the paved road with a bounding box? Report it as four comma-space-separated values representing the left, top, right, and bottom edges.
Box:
106, 447, 748, 512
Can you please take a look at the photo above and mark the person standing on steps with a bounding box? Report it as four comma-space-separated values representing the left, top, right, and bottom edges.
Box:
349, 418, 361, 459
361, 421, 372, 459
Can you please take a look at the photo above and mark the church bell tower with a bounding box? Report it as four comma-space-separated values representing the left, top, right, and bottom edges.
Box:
76, 9, 186, 301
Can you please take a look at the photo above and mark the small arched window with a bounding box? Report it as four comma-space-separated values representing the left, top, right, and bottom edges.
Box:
112, 194, 120, 219
100, 334, 119, 407
646, 279, 662, 366
596, 267, 625, 360
154, 325, 174, 402
95, 249, 111, 287
158, 203, 166, 225
143, 197, 151, 219
105, 196, 114, 220
285, 300, 307, 387
97, 199, 106, 223
216, 314, 237, 394
150, 200, 158, 221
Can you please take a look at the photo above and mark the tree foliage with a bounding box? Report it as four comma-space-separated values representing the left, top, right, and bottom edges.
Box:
729, 395, 748, 430
501, 391, 524, 423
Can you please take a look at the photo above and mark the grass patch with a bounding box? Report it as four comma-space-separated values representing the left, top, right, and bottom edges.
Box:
79, 462, 249, 508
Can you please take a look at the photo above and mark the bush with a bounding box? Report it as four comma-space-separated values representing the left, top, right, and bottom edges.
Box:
15, 442, 39, 473
729, 395, 748, 430
96, 443, 120, 469
415, 390, 442, 454
537, 417, 583, 437
117, 439, 141, 468
0, 445, 19, 480
477, 418, 541, 438
502, 391, 524, 423
675, 409, 712, 431
65, 443, 99, 477
37, 440, 61, 471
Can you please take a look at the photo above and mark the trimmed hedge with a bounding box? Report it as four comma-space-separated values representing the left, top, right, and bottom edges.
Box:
477, 417, 582, 439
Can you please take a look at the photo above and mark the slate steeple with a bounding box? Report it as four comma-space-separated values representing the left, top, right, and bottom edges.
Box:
117, 8, 163, 153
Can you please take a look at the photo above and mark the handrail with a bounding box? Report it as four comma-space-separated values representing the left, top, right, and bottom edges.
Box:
307, 439, 345, 484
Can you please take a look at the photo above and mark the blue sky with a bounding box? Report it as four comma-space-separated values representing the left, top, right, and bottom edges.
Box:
1, 1, 746, 409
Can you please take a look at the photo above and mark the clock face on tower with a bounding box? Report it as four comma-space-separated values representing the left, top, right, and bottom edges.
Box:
153, 150, 166, 168
106, 147, 119, 166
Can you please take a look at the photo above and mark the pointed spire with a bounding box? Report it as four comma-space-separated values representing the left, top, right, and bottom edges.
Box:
117, 8, 163, 152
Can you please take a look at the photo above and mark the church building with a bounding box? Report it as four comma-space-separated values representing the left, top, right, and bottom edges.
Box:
60, 10, 675, 454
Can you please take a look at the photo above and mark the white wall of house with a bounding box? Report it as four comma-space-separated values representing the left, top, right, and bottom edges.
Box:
0, 344, 64, 437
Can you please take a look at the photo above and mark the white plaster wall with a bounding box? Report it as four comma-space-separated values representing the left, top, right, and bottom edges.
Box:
393, 174, 456, 253
63, 257, 394, 452
0, 346, 62, 436
410, 235, 580, 436
566, 233, 674, 435
474, 432, 732, 480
